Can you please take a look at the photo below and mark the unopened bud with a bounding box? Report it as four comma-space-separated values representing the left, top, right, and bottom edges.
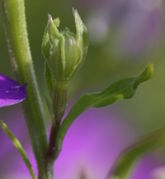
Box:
42, 9, 88, 82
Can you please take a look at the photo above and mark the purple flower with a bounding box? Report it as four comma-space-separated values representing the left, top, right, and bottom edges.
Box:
0, 74, 26, 108
0, 108, 161, 179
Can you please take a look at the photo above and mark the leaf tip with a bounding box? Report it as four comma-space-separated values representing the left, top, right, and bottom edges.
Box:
137, 63, 154, 84
146, 63, 154, 78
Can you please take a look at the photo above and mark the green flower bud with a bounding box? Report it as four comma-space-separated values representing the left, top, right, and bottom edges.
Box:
42, 9, 88, 82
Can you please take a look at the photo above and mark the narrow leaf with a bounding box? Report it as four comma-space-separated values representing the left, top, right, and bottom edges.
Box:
57, 64, 154, 149
0, 120, 36, 179
108, 128, 165, 179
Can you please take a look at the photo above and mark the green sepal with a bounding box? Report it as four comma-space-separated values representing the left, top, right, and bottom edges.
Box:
44, 62, 55, 97
41, 9, 88, 82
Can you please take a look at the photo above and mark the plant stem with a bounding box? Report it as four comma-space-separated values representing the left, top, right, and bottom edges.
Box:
1, 0, 51, 177
47, 81, 67, 164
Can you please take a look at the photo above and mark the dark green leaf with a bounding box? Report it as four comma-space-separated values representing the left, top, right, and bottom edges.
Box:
57, 64, 154, 150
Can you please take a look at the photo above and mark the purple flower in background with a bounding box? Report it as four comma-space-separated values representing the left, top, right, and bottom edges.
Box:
0, 74, 26, 107
0, 108, 161, 179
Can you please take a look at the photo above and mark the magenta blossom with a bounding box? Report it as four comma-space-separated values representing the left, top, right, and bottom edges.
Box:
0, 108, 161, 179
0, 74, 26, 107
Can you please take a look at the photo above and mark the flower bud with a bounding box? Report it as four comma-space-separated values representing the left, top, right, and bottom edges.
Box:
42, 9, 88, 82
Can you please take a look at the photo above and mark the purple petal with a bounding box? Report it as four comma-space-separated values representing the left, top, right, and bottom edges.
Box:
0, 74, 26, 108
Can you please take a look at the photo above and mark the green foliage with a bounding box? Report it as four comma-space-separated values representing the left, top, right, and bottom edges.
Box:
109, 128, 165, 179
1, 0, 48, 175
0, 120, 36, 179
56, 64, 154, 151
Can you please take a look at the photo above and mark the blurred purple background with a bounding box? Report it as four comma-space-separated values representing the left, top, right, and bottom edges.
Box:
0, 106, 163, 179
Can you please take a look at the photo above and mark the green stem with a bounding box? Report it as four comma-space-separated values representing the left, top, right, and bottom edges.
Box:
47, 81, 67, 163
1, 0, 49, 177
0, 120, 36, 179
53, 81, 67, 123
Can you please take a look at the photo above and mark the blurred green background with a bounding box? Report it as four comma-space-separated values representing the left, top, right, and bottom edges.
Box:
0, 0, 165, 135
